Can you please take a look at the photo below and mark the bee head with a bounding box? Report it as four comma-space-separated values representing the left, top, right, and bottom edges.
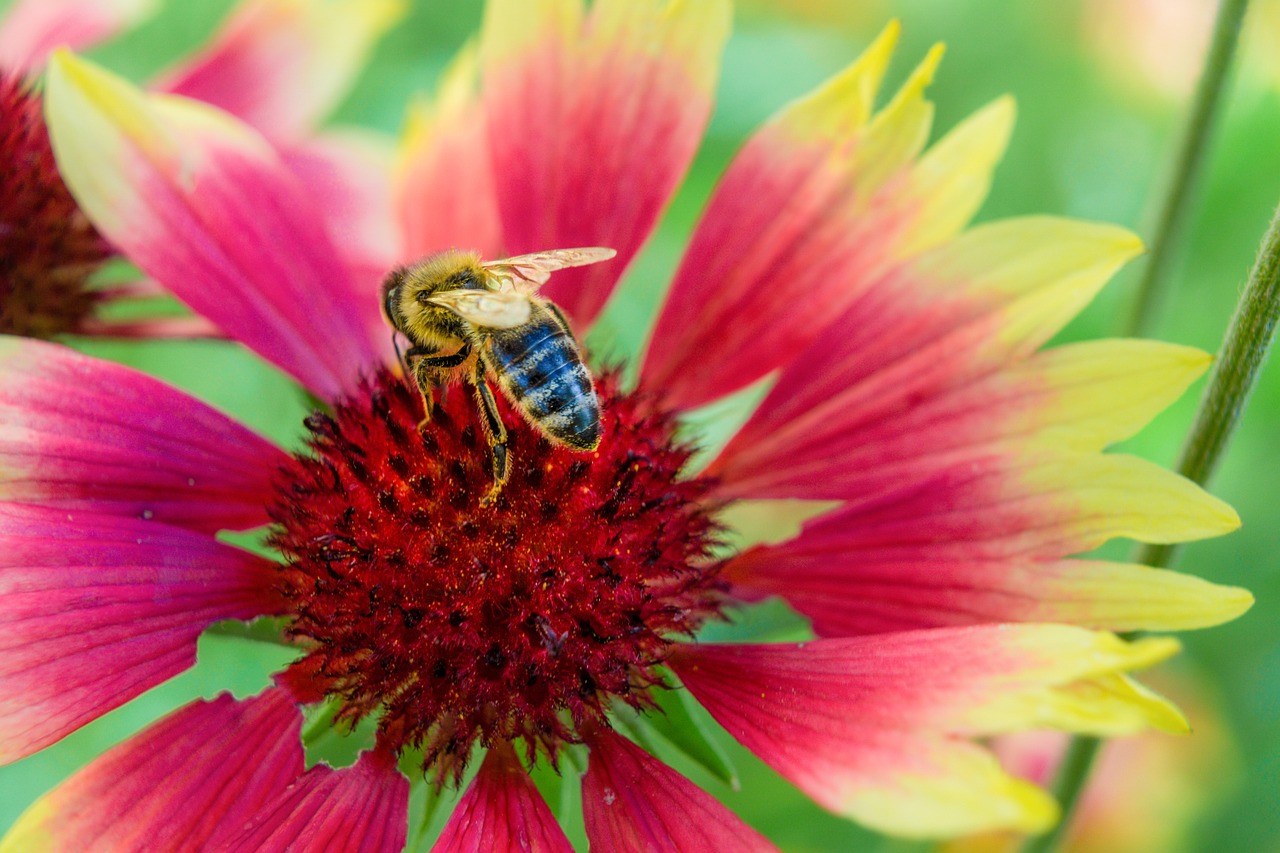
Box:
381, 250, 488, 343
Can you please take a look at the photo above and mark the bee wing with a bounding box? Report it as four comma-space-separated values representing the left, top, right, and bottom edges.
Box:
427, 289, 533, 329
482, 247, 617, 291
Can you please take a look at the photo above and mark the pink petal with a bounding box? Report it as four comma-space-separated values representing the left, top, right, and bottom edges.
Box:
0, 504, 283, 763
154, 0, 402, 141
3, 689, 304, 851
0, 0, 155, 75
282, 129, 400, 328
582, 727, 778, 853
481, 0, 730, 327
217, 749, 409, 853
44, 52, 388, 402
641, 30, 1013, 411
667, 629, 1175, 837
0, 338, 285, 533
433, 741, 573, 853
396, 47, 503, 261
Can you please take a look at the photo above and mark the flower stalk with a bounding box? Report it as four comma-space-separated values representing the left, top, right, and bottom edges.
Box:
1125, 0, 1250, 337
1028, 196, 1280, 853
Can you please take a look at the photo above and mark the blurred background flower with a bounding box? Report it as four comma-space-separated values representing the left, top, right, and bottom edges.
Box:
0, 0, 1276, 850
941, 670, 1240, 853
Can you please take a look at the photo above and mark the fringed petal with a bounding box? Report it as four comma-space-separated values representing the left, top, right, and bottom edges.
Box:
216, 749, 409, 853
729, 441, 1208, 566
396, 45, 503, 261
706, 319, 1246, 636
642, 27, 1013, 410
668, 627, 1179, 838
0, 338, 284, 533
718, 448, 1236, 608
433, 741, 573, 853
582, 728, 778, 852
43, 51, 387, 402
1, 689, 304, 852
154, 0, 403, 141
726, 545, 1253, 636
481, 0, 730, 327
0, 504, 282, 763
0, 0, 155, 75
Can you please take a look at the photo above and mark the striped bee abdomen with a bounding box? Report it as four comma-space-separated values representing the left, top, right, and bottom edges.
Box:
488, 308, 601, 450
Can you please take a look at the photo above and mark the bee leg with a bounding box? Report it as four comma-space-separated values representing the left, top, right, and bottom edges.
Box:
470, 364, 510, 506
406, 343, 471, 430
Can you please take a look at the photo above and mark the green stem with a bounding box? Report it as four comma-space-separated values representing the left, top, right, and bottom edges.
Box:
1018, 736, 1104, 853
1024, 192, 1280, 853
1125, 0, 1250, 337
1139, 197, 1280, 567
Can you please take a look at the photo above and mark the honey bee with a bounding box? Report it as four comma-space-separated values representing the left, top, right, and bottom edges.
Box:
381, 247, 615, 503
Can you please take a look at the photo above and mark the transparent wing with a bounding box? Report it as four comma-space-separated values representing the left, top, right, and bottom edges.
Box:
481, 247, 617, 291
427, 288, 533, 329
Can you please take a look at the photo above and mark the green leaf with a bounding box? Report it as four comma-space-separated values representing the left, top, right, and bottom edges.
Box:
638, 680, 739, 790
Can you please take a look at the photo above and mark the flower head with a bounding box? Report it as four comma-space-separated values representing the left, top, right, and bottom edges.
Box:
0, 2, 1252, 849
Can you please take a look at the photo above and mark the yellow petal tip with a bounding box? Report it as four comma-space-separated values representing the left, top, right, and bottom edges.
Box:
1119, 635, 1181, 669
1179, 582, 1254, 628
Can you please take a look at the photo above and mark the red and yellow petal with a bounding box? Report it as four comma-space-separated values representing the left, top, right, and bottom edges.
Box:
480, 0, 730, 327
668, 627, 1180, 838
727, 547, 1252, 637
433, 741, 573, 853
155, 0, 404, 141
0, 0, 155, 75
582, 728, 778, 852
396, 45, 504, 261
0, 689, 304, 852
215, 748, 409, 853
43, 50, 388, 402
642, 25, 1013, 410
0, 504, 283, 764
691, 215, 1242, 635
719, 449, 1242, 637
0, 338, 285, 533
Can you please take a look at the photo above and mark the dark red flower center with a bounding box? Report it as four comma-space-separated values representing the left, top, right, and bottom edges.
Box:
0, 71, 112, 338
269, 368, 726, 780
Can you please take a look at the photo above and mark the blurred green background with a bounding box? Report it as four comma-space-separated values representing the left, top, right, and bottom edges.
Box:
1, 0, 1278, 850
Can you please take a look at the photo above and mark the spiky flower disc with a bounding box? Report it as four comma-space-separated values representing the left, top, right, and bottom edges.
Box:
269, 370, 724, 780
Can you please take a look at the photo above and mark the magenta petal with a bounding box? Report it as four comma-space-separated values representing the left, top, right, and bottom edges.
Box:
0, 338, 285, 533
5, 689, 304, 851
582, 728, 778, 853
217, 749, 409, 853
0, 504, 282, 763
433, 742, 573, 853
282, 131, 399, 308
481, 0, 730, 327
43, 55, 388, 401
